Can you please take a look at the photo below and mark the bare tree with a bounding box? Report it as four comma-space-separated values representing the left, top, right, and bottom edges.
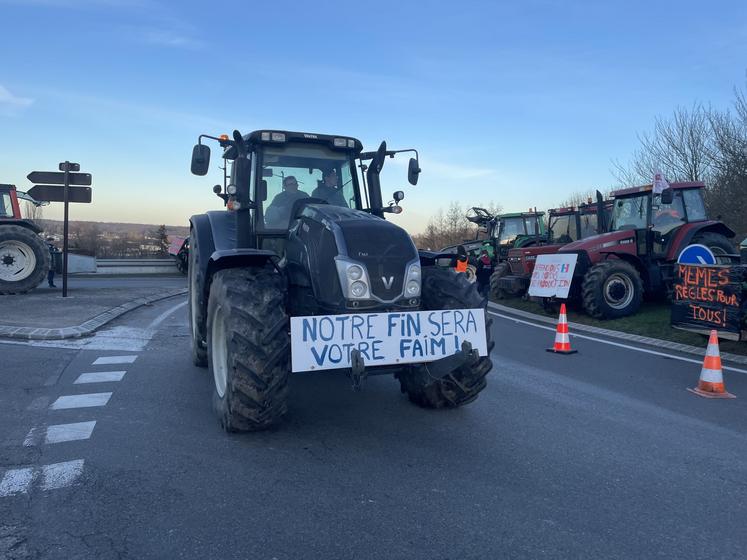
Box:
612, 104, 716, 186
23, 202, 43, 221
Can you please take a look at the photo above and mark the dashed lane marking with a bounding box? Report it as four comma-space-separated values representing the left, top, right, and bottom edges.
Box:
0, 460, 88, 496
92, 355, 137, 365
49, 393, 112, 410
24, 421, 97, 446
74, 371, 126, 384
40, 460, 85, 491
0, 467, 34, 497
488, 311, 747, 375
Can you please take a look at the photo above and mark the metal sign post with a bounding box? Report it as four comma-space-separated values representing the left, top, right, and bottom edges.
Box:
26, 162, 91, 298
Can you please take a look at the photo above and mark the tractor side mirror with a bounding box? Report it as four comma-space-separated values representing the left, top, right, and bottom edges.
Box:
408, 157, 421, 186
191, 144, 211, 176
660, 188, 674, 205
373, 141, 387, 173
393, 190, 404, 203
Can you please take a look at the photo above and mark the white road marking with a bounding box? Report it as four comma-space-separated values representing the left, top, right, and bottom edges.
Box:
488, 311, 747, 375
40, 460, 85, 491
74, 371, 126, 384
148, 300, 188, 329
93, 355, 137, 365
24, 421, 97, 445
50, 392, 112, 410
0, 467, 35, 497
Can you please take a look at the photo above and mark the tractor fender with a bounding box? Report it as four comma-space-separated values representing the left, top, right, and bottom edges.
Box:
190, 211, 279, 298
418, 250, 461, 267
0, 218, 43, 234
670, 222, 736, 259
601, 252, 651, 287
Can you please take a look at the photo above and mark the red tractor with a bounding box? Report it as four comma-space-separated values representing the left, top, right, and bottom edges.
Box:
491, 195, 611, 299
559, 181, 736, 319
0, 184, 50, 294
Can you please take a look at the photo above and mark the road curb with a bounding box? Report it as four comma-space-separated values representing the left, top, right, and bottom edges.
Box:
0, 288, 188, 341
488, 301, 747, 366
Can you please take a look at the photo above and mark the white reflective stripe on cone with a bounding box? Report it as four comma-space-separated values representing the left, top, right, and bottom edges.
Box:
706, 344, 720, 357
700, 368, 724, 383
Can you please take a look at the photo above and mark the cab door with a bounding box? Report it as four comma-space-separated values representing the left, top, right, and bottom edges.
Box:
651, 190, 686, 257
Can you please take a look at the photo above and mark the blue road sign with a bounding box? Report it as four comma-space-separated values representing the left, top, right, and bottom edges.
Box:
677, 244, 716, 265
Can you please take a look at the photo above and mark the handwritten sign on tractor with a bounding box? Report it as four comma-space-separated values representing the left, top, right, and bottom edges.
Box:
671, 263, 745, 338
290, 309, 488, 372
528, 253, 578, 299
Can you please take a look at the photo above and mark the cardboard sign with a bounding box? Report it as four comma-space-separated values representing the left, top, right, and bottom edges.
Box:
671, 264, 745, 339
290, 309, 488, 372
528, 254, 578, 298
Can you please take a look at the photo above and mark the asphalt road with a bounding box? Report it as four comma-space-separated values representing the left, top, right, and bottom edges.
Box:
1, 295, 746, 559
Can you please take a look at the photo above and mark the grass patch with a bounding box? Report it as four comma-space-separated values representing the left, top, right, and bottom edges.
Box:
494, 297, 747, 357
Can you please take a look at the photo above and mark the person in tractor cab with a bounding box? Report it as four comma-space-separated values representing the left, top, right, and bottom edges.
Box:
312, 168, 348, 208
264, 175, 310, 228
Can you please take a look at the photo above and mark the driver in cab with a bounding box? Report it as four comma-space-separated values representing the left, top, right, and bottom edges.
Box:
264, 175, 310, 228
312, 168, 348, 208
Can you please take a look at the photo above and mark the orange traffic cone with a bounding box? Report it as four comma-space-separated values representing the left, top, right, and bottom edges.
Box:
688, 330, 736, 399
546, 304, 577, 354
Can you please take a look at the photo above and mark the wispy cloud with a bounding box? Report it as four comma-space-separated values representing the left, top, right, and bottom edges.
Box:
0, 85, 33, 117
129, 26, 205, 50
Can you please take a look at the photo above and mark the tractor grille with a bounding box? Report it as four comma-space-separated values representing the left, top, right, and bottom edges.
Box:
341, 222, 416, 301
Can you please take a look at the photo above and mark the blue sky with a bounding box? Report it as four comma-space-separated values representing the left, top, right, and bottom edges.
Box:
1, 0, 745, 233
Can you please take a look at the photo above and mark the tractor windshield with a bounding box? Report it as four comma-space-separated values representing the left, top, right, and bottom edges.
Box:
611, 195, 649, 230
579, 211, 599, 238
549, 214, 577, 243
497, 218, 526, 244
259, 143, 358, 230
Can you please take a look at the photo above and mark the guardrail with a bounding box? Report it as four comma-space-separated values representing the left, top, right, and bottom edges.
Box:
94, 258, 179, 275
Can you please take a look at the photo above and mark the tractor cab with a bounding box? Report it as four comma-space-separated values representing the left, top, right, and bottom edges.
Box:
548, 200, 610, 245
191, 130, 419, 256
608, 182, 727, 261
0, 184, 21, 220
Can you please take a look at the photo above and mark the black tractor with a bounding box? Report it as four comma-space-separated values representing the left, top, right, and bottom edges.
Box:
188, 130, 494, 431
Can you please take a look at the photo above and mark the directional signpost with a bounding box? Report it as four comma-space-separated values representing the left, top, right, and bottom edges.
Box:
26, 162, 93, 297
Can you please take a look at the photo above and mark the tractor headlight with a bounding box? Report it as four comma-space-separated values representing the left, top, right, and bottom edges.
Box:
347, 265, 363, 281
351, 281, 367, 298
335, 258, 371, 300
404, 263, 421, 297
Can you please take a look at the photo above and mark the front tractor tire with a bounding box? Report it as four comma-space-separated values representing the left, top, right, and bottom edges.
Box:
207, 267, 290, 432
396, 267, 494, 409
188, 232, 208, 367
0, 225, 50, 295
581, 260, 643, 319
489, 262, 511, 300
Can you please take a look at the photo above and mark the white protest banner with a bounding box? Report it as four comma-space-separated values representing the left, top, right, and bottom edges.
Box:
528, 253, 578, 298
290, 309, 488, 372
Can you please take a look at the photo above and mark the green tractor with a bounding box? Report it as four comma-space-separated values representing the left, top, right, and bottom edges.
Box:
464, 207, 547, 264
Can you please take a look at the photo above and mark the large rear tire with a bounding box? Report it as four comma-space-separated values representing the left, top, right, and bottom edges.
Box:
207, 267, 290, 432
0, 225, 50, 295
396, 267, 494, 409
691, 232, 735, 265
188, 231, 208, 367
581, 260, 643, 319
489, 262, 511, 300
